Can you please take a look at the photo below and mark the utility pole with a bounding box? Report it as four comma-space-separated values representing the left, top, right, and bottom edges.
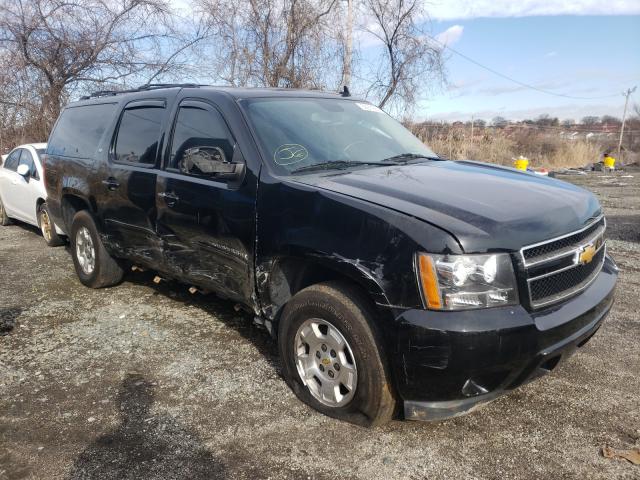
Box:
617, 86, 637, 161
342, 0, 353, 88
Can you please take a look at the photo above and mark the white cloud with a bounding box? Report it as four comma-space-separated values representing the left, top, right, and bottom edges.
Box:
544, 51, 558, 58
435, 25, 464, 46
428, 0, 640, 20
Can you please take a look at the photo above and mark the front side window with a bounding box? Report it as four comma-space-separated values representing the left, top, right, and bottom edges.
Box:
18, 149, 38, 180
242, 98, 437, 174
3, 149, 21, 171
114, 106, 164, 165
169, 104, 234, 177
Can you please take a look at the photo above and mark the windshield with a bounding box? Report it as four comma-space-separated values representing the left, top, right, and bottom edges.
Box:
242, 97, 437, 174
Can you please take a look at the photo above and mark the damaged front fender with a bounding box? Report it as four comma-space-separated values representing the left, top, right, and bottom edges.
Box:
255, 175, 463, 323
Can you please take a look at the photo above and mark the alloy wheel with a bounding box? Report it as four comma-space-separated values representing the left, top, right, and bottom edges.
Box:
40, 209, 52, 242
294, 318, 358, 407
76, 226, 96, 275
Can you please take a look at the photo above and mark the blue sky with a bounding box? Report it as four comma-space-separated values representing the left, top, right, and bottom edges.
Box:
413, 4, 640, 122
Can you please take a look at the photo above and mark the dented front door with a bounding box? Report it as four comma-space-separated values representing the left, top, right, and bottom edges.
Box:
155, 98, 257, 303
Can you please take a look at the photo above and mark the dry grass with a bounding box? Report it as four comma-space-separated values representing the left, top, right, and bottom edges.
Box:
410, 124, 606, 169
545, 140, 603, 169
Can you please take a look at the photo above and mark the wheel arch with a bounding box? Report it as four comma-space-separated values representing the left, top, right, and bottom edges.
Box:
35, 198, 46, 226
60, 193, 93, 233
257, 253, 394, 327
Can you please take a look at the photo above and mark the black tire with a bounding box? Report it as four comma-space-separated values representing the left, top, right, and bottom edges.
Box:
38, 203, 65, 247
70, 210, 124, 288
0, 196, 11, 226
278, 281, 397, 427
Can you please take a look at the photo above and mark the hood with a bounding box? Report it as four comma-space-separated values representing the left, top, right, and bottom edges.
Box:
290, 160, 601, 253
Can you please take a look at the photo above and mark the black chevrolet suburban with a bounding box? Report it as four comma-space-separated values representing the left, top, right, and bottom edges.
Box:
44, 84, 617, 426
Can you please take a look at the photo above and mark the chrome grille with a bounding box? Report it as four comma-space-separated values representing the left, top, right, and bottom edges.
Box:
521, 216, 606, 308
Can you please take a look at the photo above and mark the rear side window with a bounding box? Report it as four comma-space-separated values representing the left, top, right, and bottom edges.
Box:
3, 149, 21, 170
48, 103, 117, 159
114, 106, 164, 165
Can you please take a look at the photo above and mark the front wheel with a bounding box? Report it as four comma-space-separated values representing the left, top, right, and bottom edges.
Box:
38, 203, 64, 247
278, 281, 396, 427
70, 210, 124, 288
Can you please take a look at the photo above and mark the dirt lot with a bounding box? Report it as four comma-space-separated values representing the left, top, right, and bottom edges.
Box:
1, 171, 639, 480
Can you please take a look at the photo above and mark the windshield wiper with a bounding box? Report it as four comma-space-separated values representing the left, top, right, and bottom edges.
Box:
381, 153, 441, 163
291, 160, 393, 174
290, 155, 440, 174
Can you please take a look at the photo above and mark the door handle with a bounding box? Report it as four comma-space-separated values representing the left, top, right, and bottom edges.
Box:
102, 178, 120, 190
158, 191, 179, 206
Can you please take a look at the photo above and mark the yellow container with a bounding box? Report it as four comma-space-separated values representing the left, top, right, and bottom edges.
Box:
604, 156, 615, 169
514, 157, 529, 171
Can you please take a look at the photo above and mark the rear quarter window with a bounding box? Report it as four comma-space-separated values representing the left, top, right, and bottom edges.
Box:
48, 103, 117, 159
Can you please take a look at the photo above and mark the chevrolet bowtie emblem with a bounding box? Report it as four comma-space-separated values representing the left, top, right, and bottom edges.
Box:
577, 244, 596, 265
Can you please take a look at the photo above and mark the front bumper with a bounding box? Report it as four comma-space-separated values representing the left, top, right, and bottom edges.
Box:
392, 255, 618, 421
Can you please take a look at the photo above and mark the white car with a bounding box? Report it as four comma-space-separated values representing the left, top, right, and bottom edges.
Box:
0, 143, 65, 246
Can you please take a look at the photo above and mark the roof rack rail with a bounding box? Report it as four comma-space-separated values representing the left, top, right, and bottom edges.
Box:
80, 83, 202, 100
138, 83, 201, 90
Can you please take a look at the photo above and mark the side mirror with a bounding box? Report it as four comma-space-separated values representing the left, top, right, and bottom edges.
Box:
16, 164, 30, 178
182, 146, 244, 181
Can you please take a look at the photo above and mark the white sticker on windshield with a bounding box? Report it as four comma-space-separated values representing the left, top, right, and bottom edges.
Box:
356, 102, 383, 113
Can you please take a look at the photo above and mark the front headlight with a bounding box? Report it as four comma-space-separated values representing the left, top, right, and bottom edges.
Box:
416, 252, 519, 310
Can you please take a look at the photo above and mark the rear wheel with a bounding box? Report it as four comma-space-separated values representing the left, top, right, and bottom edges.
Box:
70, 210, 124, 288
278, 281, 396, 427
0, 197, 11, 226
38, 203, 64, 247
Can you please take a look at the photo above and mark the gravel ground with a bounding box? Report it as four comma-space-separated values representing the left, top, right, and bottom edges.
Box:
1, 171, 639, 480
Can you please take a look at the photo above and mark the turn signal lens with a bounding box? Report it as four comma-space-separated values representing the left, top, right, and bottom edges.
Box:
417, 253, 442, 309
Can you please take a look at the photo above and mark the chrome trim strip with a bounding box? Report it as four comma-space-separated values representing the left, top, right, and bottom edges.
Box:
526, 239, 606, 282
519, 214, 605, 265
525, 225, 606, 268
528, 245, 606, 308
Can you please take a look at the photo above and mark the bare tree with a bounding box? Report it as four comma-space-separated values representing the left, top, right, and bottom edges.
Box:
581, 116, 600, 126
360, 0, 445, 113
534, 114, 559, 127
197, 0, 341, 89
601, 115, 622, 125
0, 28, 32, 150
0, 0, 204, 140
0, 0, 453, 151
492, 116, 508, 128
